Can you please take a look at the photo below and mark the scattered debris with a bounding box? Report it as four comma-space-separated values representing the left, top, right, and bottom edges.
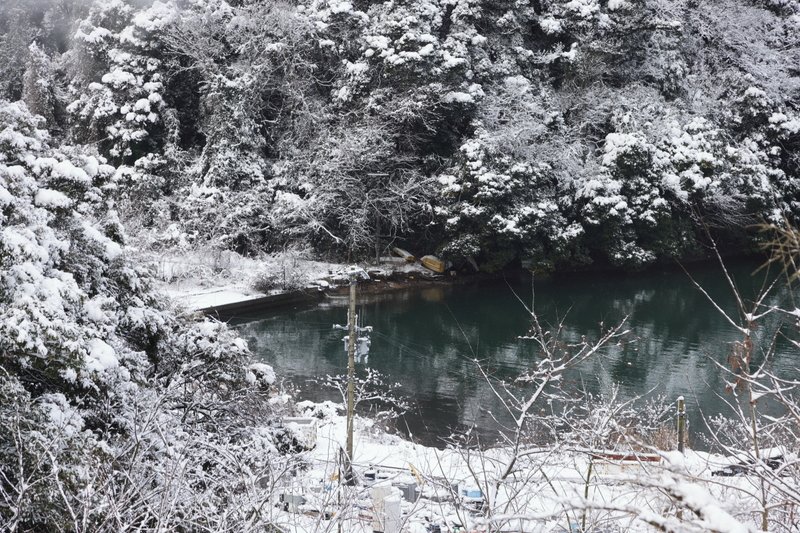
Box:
279, 492, 307, 513
282, 417, 319, 451
591, 451, 662, 476
712, 453, 785, 477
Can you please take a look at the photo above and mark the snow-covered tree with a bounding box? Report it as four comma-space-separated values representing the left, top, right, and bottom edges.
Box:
0, 99, 285, 531
22, 42, 58, 129
67, 0, 175, 164
3, 0, 798, 265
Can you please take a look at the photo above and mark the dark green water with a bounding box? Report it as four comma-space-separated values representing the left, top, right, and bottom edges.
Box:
233, 260, 798, 446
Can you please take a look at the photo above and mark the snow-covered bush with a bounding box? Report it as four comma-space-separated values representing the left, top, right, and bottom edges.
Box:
252, 250, 316, 292
0, 99, 288, 531
436, 88, 587, 272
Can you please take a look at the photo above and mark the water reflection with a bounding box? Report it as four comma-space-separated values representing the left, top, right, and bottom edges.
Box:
232, 260, 798, 447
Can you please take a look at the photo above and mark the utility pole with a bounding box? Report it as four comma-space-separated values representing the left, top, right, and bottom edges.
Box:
332, 268, 371, 486
345, 278, 357, 484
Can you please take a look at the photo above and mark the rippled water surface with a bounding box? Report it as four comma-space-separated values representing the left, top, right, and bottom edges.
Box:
233, 260, 798, 446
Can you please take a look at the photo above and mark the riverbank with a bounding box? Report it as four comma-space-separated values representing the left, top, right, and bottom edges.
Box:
143, 245, 773, 317
142, 246, 505, 315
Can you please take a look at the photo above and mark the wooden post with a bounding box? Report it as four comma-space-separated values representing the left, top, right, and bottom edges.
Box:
676, 396, 687, 522
345, 279, 357, 484
677, 396, 686, 453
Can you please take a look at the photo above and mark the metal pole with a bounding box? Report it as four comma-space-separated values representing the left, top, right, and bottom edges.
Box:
345, 279, 357, 484
677, 396, 686, 453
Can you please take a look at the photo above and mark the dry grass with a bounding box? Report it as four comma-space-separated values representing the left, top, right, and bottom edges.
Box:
759, 220, 800, 282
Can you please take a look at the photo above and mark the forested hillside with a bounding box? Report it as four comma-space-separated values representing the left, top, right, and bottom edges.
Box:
2, 2, 800, 531
2, 0, 798, 271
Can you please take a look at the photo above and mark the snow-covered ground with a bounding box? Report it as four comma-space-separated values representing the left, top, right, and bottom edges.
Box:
135, 247, 433, 311
264, 402, 782, 533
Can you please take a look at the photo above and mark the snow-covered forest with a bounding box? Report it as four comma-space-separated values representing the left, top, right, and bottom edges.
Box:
1, 0, 799, 531
2, 0, 799, 270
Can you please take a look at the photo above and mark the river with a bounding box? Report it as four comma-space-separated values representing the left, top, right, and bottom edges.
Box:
232, 259, 798, 447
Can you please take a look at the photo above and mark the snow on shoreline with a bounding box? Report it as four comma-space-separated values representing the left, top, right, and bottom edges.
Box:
135, 247, 433, 312
268, 402, 772, 533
